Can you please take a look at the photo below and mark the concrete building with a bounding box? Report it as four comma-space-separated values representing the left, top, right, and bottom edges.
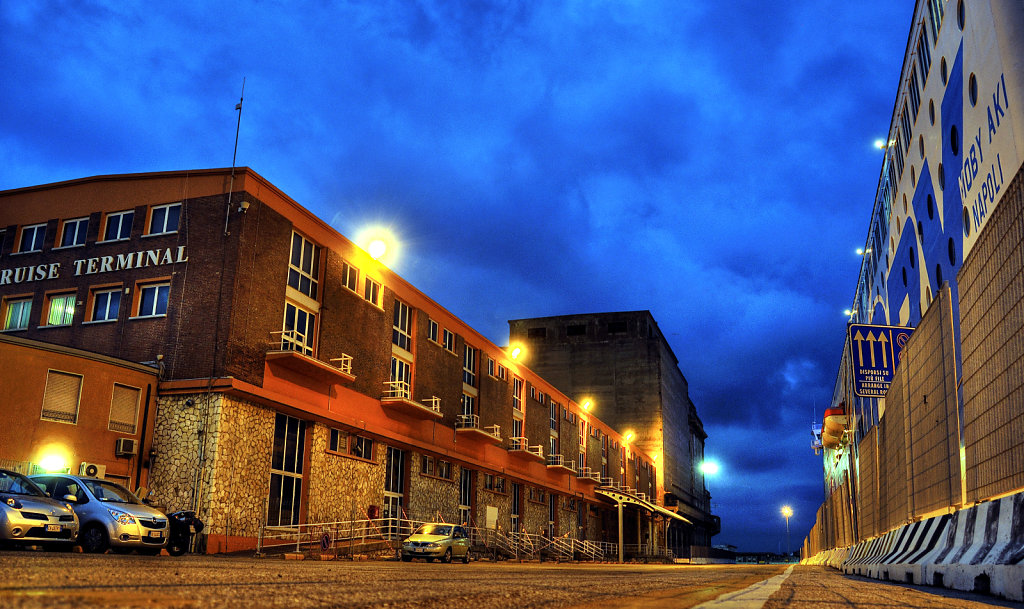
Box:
508, 311, 718, 556
0, 168, 686, 557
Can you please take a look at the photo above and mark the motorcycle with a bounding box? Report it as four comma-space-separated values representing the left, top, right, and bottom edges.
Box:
166, 510, 204, 556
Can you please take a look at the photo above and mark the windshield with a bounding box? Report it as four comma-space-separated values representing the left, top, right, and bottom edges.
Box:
82, 479, 139, 504
0, 470, 44, 497
415, 524, 452, 536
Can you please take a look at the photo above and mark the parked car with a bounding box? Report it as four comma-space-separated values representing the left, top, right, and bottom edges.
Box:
31, 474, 168, 554
0, 469, 79, 549
400, 523, 471, 563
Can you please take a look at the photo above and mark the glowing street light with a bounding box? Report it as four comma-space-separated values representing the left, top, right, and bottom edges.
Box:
581, 400, 592, 412
367, 239, 387, 260
623, 432, 634, 443
509, 345, 523, 360
699, 460, 720, 477
781, 505, 793, 556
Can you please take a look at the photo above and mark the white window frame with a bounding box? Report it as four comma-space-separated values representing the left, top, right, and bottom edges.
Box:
512, 377, 523, 411
136, 282, 170, 318
147, 203, 181, 236
19, 223, 46, 253
59, 217, 88, 248
282, 300, 316, 356
102, 210, 134, 242
393, 300, 412, 351
364, 277, 381, 307
288, 231, 320, 300
463, 345, 477, 386
3, 298, 32, 331
428, 319, 438, 343
442, 329, 454, 352
90, 288, 121, 322
341, 261, 359, 293
45, 292, 76, 326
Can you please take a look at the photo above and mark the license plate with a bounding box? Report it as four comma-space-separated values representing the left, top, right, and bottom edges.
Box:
45, 524, 61, 533
148, 531, 163, 539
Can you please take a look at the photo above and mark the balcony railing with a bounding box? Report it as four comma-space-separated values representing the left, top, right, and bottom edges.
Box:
576, 467, 602, 483
509, 437, 544, 460
546, 454, 576, 473
266, 331, 355, 383
380, 384, 442, 420
382, 380, 412, 400
329, 354, 353, 376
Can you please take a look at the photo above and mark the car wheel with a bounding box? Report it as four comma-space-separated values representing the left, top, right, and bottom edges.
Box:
401, 554, 412, 562
441, 548, 452, 564
461, 550, 470, 564
79, 525, 109, 554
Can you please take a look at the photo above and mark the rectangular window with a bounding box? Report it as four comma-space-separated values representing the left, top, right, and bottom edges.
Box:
422, 455, 434, 476
463, 345, 476, 386
19, 223, 46, 253
512, 418, 523, 439
46, 292, 76, 326
350, 435, 374, 460
288, 232, 320, 300
329, 428, 346, 453
442, 329, 454, 352
550, 401, 558, 431
437, 460, 452, 480
916, 27, 931, 82
927, 0, 944, 40
91, 288, 121, 322
530, 386, 536, 400
498, 365, 507, 381
60, 218, 88, 248
512, 377, 523, 411
41, 370, 82, 424
907, 67, 921, 121
137, 283, 170, 317
427, 319, 438, 343
364, 277, 381, 307
103, 210, 134, 242
147, 203, 181, 235
3, 298, 32, 331
392, 300, 412, 350
390, 356, 411, 397
108, 384, 140, 434
461, 393, 475, 417
487, 358, 495, 377
282, 301, 316, 356
341, 262, 359, 292
267, 413, 305, 527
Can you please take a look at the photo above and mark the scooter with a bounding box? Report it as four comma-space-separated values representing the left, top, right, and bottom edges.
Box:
166, 510, 204, 556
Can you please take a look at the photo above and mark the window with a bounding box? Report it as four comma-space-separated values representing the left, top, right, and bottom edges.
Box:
147, 203, 181, 235
484, 474, 505, 493
268, 413, 306, 527
927, 0, 944, 40
512, 418, 523, 439
422, 455, 434, 476
461, 393, 475, 417
436, 460, 452, 480
463, 345, 477, 386
364, 277, 381, 307
341, 262, 359, 292
512, 377, 523, 411
350, 435, 374, 460
390, 356, 411, 397
103, 210, 134, 242
550, 401, 558, 431
529, 386, 536, 400
487, 358, 495, 377
91, 288, 121, 322
393, 300, 412, 350
329, 428, 346, 453
442, 329, 454, 352
108, 384, 140, 434
527, 327, 546, 338
566, 324, 586, 336
288, 232, 320, 300
60, 218, 88, 248
19, 223, 46, 253
497, 365, 507, 381
908, 67, 921, 121
45, 292, 76, 326
41, 370, 82, 424
916, 26, 931, 82
137, 282, 170, 317
3, 298, 31, 331
282, 301, 315, 355
428, 319, 438, 343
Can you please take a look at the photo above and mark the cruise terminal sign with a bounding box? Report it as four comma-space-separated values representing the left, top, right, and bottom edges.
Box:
848, 323, 913, 398
0, 246, 188, 286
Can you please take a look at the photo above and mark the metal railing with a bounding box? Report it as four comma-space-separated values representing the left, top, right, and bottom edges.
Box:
269, 330, 313, 356
329, 354, 353, 375
509, 437, 543, 458
546, 454, 571, 469
382, 380, 412, 400
455, 414, 502, 439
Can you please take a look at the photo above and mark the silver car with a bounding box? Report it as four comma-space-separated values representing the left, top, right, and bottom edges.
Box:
31, 474, 168, 554
0, 469, 79, 549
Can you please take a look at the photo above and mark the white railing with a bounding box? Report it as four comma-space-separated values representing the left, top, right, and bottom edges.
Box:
456, 415, 501, 439
421, 396, 441, 412
547, 454, 570, 468
269, 330, 312, 355
509, 437, 543, 458
329, 354, 353, 375
577, 467, 600, 480
382, 380, 412, 400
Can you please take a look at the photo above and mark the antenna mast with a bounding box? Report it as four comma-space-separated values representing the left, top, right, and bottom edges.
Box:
223, 77, 246, 235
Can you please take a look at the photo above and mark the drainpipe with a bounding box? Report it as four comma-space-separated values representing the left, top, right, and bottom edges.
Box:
618, 501, 624, 563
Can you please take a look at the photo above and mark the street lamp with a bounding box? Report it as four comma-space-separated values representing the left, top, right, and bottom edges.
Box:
781, 505, 793, 558
699, 460, 720, 505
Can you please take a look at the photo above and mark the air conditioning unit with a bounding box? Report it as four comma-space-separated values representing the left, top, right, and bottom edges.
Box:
79, 462, 107, 478
115, 438, 138, 456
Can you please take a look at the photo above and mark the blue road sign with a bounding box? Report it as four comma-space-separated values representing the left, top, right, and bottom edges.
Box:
848, 323, 914, 397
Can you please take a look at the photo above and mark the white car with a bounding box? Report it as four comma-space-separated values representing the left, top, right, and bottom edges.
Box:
401, 523, 471, 563
0, 469, 79, 549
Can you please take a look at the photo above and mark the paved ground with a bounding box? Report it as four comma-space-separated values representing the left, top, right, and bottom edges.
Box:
0, 551, 1021, 609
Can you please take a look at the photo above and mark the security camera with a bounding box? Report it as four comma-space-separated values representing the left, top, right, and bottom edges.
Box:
185, 398, 195, 407
238, 201, 250, 213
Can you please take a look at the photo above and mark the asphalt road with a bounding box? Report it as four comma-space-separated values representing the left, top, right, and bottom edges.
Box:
0, 551, 1021, 609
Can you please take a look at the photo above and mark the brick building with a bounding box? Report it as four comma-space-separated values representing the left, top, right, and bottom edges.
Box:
0, 168, 691, 556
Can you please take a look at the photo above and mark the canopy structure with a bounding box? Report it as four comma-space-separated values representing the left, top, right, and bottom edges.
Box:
595, 487, 692, 562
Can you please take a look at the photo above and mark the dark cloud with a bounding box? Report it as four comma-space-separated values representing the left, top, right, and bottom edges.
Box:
0, 0, 913, 551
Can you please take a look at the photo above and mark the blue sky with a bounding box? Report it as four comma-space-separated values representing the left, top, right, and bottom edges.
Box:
0, 1, 913, 551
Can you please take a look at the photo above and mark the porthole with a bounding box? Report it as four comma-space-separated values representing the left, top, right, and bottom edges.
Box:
903, 194, 908, 214
941, 57, 948, 85
902, 267, 908, 287
911, 165, 917, 187
891, 236, 896, 251
938, 163, 945, 190
910, 246, 916, 268
958, 0, 966, 30
929, 99, 935, 126
918, 220, 924, 239
919, 134, 925, 157
948, 237, 956, 265
969, 74, 979, 106
926, 287, 932, 304
896, 217, 901, 234
950, 124, 959, 155
927, 194, 934, 220
963, 207, 971, 237
936, 264, 943, 287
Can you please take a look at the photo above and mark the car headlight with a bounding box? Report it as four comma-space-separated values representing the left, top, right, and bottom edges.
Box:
5, 497, 23, 509
424, 543, 440, 549
107, 509, 136, 526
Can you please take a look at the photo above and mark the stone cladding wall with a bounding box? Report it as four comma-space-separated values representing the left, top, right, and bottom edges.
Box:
405, 452, 461, 522
306, 423, 386, 523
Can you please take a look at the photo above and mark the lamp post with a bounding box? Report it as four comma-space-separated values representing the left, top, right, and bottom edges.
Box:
781, 505, 793, 558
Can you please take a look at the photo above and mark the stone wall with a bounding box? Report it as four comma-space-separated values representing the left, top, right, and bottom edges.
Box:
406, 451, 460, 522
474, 474, 512, 530
306, 423, 386, 523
